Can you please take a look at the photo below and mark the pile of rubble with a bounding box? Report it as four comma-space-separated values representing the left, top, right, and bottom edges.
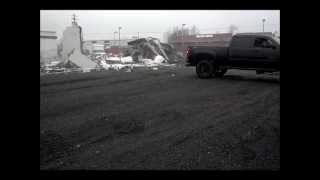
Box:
128, 37, 182, 64
41, 21, 180, 74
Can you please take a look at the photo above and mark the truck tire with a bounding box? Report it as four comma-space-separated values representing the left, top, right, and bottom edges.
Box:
196, 60, 214, 79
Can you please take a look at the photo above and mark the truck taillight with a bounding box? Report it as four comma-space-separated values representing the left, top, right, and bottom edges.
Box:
186, 48, 191, 56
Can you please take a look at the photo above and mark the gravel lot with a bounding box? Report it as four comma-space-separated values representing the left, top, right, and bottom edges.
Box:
40, 66, 280, 170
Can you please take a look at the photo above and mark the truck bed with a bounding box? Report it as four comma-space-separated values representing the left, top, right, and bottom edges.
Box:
187, 46, 229, 66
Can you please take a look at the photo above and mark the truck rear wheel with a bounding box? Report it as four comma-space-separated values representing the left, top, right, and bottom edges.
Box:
196, 60, 214, 79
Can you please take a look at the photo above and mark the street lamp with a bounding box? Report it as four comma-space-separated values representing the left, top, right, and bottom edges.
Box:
114, 31, 118, 45
182, 24, 186, 56
118, 27, 122, 62
262, 19, 266, 32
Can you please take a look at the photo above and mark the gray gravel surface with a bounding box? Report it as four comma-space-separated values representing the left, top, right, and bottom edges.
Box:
40, 67, 280, 170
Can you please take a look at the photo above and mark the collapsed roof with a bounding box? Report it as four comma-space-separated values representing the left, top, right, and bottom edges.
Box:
128, 37, 179, 63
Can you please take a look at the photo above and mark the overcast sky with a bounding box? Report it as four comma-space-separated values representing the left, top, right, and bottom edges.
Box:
40, 10, 280, 42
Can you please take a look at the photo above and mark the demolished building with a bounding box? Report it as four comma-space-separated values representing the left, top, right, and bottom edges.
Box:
58, 19, 99, 71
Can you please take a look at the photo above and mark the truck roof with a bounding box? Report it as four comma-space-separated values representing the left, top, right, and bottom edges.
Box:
234, 33, 274, 38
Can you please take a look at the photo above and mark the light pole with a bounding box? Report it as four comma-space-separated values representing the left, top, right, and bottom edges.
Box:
182, 24, 186, 56
262, 19, 266, 32
118, 27, 122, 62
113, 31, 117, 45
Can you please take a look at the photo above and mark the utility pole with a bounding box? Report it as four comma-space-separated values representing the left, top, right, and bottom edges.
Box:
118, 27, 122, 62
262, 19, 266, 32
182, 24, 186, 56
113, 31, 117, 46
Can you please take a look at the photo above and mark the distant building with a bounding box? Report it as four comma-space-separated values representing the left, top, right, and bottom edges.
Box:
83, 39, 135, 55
170, 33, 233, 53
40, 30, 58, 62
83, 40, 111, 55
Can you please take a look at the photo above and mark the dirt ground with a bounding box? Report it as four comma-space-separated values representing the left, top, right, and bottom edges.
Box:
40, 66, 280, 170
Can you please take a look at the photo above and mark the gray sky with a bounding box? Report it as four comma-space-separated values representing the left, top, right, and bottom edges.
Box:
40, 10, 280, 42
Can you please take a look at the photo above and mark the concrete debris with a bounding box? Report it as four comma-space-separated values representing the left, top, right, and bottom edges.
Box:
161, 43, 185, 62
69, 49, 99, 70
125, 68, 132, 72
41, 32, 177, 74
128, 37, 179, 63
105, 56, 133, 63
45, 61, 61, 67
154, 55, 165, 63
141, 58, 163, 66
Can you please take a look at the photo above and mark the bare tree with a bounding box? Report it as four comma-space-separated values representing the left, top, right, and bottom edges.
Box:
229, 25, 238, 34
166, 26, 179, 43
166, 25, 200, 43
189, 25, 200, 35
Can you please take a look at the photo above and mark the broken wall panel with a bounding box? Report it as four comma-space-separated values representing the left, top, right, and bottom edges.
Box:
69, 50, 99, 70
61, 24, 83, 62
59, 22, 99, 70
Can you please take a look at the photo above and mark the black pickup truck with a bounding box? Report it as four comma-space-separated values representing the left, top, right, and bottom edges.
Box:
185, 33, 280, 78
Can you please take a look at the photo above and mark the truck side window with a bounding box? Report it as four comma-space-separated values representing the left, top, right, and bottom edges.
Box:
254, 38, 272, 48
231, 37, 253, 48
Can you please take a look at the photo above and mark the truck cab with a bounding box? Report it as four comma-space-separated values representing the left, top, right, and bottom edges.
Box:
228, 33, 280, 70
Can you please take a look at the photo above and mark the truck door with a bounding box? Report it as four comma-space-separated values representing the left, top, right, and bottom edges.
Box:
229, 36, 255, 68
252, 37, 279, 69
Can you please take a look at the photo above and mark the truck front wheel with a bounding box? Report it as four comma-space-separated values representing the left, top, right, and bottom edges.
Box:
196, 60, 214, 79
